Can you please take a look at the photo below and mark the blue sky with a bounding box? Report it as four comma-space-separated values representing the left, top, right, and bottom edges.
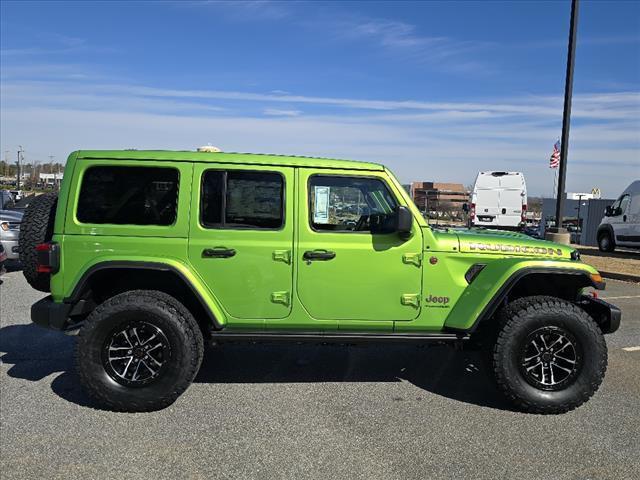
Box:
1, 0, 639, 196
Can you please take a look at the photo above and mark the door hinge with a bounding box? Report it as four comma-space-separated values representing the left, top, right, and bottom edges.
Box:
271, 291, 290, 306
402, 253, 422, 267
272, 250, 291, 264
401, 293, 420, 308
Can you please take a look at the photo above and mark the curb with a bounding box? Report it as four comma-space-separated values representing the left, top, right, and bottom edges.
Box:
600, 271, 640, 283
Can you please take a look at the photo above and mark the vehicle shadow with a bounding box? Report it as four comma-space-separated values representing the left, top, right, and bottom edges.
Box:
0, 323, 513, 411
195, 342, 513, 410
0, 323, 97, 407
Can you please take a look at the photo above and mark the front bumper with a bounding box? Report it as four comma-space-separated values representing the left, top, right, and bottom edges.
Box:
31, 296, 73, 330
578, 295, 621, 334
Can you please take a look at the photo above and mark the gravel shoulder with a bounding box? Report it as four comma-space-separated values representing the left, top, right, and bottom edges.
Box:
579, 246, 640, 281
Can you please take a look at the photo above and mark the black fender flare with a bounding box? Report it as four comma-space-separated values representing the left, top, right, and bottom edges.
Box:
64, 261, 222, 329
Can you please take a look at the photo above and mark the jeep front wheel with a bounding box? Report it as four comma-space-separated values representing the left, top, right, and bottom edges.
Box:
493, 296, 607, 414
76, 290, 204, 412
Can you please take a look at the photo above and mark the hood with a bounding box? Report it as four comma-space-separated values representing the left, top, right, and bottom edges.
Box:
0, 210, 24, 223
454, 227, 575, 260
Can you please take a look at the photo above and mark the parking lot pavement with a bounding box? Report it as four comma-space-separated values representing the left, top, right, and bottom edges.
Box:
1, 272, 639, 480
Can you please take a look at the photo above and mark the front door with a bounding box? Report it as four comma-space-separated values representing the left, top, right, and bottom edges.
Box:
188, 164, 294, 320
296, 169, 423, 321
610, 194, 631, 246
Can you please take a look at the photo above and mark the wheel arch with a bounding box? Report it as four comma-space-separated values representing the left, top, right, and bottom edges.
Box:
597, 223, 615, 241
65, 261, 226, 331
445, 266, 603, 334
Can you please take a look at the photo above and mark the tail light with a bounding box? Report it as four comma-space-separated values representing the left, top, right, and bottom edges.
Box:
521, 204, 527, 223
36, 242, 60, 274
470, 203, 476, 219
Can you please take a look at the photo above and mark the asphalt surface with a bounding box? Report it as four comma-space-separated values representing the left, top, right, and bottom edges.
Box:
1, 271, 639, 480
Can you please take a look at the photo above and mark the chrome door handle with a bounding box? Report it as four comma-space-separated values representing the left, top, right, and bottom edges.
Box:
202, 247, 236, 258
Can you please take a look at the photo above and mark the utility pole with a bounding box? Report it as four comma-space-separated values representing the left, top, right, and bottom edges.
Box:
547, 0, 579, 245
16, 146, 24, 190
575, 193, 585, 239
48, 154, 55, 189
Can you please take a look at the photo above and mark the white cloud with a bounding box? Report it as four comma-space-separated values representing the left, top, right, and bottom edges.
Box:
263, 108, 301, 116
3, 80, 638, 121
0, 77, 638, 197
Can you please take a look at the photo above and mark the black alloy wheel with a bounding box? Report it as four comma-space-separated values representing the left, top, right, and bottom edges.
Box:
103, 321, 171, 387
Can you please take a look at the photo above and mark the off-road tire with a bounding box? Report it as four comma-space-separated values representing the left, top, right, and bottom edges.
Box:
76, 290, 204, 412
19, 192, 58, 292
597, 231, 615, 252
493, 295, 607, 414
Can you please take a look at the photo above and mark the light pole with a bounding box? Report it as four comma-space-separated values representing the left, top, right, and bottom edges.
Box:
16, 146, 24, 190
547, 0, 579, 244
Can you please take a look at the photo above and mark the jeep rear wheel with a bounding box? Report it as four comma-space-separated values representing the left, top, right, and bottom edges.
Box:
76, 290, 204, 412
19, 193, 58, 292
493, 296, 607, 414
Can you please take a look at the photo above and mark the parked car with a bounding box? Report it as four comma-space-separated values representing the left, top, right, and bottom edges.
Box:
597, 180, 640, 252
1, 191, 23, 261
22, 150, 619, 414
0, 242, 7, 275
1, 190, 15, 210
523, 225, 541, 239
469, 171, 527, 230
0, 209, 23, 261
10, 190, 23, 202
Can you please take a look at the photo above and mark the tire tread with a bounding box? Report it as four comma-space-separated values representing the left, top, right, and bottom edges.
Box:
493, 295, 607, 414
76, 290, 204, 412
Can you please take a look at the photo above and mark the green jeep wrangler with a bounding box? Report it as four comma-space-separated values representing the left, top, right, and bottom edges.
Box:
20, 150, 620, 413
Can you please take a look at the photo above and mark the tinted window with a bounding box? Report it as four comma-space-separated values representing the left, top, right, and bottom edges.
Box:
77, 166, 179, 225
201, 170, 284, 229
309, 176, 398, 233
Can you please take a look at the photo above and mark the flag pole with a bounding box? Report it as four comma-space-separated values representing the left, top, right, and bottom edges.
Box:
547, 0, 579, 244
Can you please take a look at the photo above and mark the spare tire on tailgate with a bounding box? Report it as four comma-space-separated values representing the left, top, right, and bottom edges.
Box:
19, 193, 58, 292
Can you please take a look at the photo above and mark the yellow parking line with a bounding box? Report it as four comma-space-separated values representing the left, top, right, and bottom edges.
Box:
622, 346, 640, 352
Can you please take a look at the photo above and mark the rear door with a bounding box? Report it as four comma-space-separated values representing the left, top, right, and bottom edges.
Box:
476, 189, 500, 223
498, 188, 523, 227
188, 164, 294, 321
498, 174, 524, 227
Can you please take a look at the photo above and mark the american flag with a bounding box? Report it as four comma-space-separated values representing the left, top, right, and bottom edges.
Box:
549, 141, 560, 169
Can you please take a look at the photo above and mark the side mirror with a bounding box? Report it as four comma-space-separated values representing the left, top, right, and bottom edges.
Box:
604, 206, 613, 216
462, 203, 469, 213
396, 206, 413, 238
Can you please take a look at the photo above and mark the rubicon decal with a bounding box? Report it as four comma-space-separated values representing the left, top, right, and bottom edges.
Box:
425, 294, 450, 308
467, 242, 564, 256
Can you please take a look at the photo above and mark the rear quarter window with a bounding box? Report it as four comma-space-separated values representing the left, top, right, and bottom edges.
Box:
76, 166, 179, 226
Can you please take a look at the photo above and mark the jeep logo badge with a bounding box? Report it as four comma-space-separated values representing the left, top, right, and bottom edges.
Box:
425, 294, 450, 307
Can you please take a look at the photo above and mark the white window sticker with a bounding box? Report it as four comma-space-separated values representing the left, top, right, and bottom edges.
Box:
313, 186, 330, 224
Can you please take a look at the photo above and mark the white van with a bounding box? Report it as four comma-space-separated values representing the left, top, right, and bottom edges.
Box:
470, 171, 527, 230
597, 180, 640, 252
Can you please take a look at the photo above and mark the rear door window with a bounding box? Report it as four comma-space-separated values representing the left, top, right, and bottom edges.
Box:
201, 170, 284, 229
76, 166, 179, 225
